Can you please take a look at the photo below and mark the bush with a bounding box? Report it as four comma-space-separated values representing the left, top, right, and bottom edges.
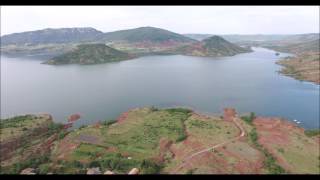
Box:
38, 164, 50, 174
89, 161, 100, 168
249, 127, 286, 174
250, 112, 256, 121
5, 154, 51, 174
186, 169, 195, 174
140, 160, 163, 174
241, 112, 256, 125
79, 125, 87, 129
176, 134, 187, 143
47, 123, 63, 134
58, 131, 67, 140
165, 108, 192, 115
304, 129, 320, 137
101, 120, 117, 126
150, 106, 158, 112
71, 160, 83, 168
249, 128, 258, 143
263, 153, 286, 174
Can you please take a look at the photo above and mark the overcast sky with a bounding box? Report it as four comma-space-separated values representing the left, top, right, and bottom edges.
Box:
1, 6, 319, 35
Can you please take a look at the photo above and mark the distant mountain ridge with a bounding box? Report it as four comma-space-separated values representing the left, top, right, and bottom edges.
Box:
98, 27, 196, 44
269, 39, 320, 54
1, 27, 103, 45
184, 33, 320, 46
1, 27, 196, 46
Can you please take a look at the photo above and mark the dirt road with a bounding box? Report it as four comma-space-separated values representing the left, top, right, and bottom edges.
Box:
172, 116, 246, 173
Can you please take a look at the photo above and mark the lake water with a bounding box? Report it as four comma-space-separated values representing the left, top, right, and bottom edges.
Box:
1, 47, 319, 129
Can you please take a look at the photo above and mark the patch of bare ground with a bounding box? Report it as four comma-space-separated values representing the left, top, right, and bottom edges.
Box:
253, 117, 320, 174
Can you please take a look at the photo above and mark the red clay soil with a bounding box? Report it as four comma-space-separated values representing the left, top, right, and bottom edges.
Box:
253, 117, 302, 145
219, 146, 264, 174
177, 150, 230, 174
56, 137, 80, 160
154, 138, 174, 163
170, 135, 207, 161
253, 117, 304, 170
68, 114, 81, 122
105, 146, 118, 153
223, 108, 237, 122
63, 123, 73, 130
116, 111, 131, 124
94, 122, 101, 129
191, 112, 211, 120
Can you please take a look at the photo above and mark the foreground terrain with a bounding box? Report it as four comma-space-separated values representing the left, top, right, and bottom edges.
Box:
0, 107, 319, 174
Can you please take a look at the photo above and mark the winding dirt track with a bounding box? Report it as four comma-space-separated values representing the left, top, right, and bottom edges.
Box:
172, 116, 246, 173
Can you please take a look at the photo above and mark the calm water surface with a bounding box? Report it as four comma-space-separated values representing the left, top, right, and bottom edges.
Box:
1, 47, 319, 129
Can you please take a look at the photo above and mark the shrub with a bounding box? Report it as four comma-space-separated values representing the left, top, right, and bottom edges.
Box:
102, 120, 117, 126
165, 108, 192, 115
150, 106, 158, 112
241, 112, 256, 125
89, 161, 100, 168
58, 131, 67, 140
186, 169, 195, 174
71, 160, 83, 168
38, 164, 50, 174
140, 159, 163, 174
249, 128, 286, 174
79, 125, 87, 129
250, 112, 256, 121
249, 128, 259, 146
176, 134, 187, 143
47, 123, 63, 134
304, 129, 320, 137
263, 153, 286, 174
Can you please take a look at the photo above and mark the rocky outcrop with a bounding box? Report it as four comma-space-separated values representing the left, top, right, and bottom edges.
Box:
68, 114, 81, 122
223, 108, 236, 121
87, 167, 101, 174
128, 168, 139, 175
20, 168, 36, 175
104, 170, 115, 174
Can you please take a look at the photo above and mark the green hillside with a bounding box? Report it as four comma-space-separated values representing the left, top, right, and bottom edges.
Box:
99, 27, 196, 43
268, 39, 320, 54
44, 44, 133, 65
176, 35, 252, 57
1, 28, 103, 45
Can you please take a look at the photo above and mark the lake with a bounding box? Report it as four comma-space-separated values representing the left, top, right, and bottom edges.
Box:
1, 47, 319, 129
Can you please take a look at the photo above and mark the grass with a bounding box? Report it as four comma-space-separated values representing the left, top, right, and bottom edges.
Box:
304, 129, 320, 137
248, 127, 286, 174
0, 115, 51, 140
240, 112, 256, 125
51, 107, 192, 173
1, 154, 51, 174
102, 108, 191, 158
69, 143, 162, 174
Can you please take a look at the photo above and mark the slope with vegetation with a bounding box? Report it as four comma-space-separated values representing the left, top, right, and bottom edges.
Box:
272, 39, 320, 84
175, 36, 252, 57
44, 44, 134, 65
1, 107, 318, 174
0, 114, 65, 173
1, 27, 103, 45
